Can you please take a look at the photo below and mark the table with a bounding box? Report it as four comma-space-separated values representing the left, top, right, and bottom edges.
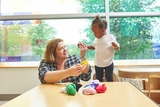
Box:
0, 82, 159, 107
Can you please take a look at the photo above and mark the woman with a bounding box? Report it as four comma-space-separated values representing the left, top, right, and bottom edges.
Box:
38, 38, 92, 84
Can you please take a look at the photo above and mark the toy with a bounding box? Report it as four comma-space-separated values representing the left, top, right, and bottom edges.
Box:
90, 79, 100, 89
82, 79, 106, 95
81, 60, 88, 66
61, 83, 76, 95
73, 82, 82, 92
95, 84, 107, 93
82, 85, 96, 95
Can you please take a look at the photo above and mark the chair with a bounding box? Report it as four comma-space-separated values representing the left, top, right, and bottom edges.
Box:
93, 72, 118, 82
118, 69, 148, 91
147, 72, 160, 104
118, 69, 160, 105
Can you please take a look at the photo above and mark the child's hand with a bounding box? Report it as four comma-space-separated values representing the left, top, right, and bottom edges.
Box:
77, 41, 87, 58
111, 42, 119, 50
77, 41, 87, 50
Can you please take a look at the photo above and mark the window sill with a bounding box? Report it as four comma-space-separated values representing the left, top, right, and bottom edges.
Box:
0, 62, 40, 68
0, 59, 160, 68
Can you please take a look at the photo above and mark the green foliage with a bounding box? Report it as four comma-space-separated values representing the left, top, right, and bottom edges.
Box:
111, 16, 154, 59
116, 36, 154, 59
76, 0, 105, 13
81, 21, 95, 60
109, 0, 156, 12
28, 21, 57, 56
1, 21, 57, 58
3, 25, 30, 56
0, 26, 5, 56
66, 44, 80, 56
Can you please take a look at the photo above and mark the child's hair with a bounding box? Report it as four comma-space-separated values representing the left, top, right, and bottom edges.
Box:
92, 15, 107, 29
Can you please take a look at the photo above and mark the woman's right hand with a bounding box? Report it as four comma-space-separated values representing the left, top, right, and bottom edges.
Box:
68, 64, 86, 76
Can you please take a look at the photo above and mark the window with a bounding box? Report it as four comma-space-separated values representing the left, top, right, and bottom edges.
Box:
0, 0, 160, 62
110, 17, 160, 59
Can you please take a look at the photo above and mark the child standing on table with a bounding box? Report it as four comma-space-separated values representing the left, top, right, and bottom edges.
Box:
78, 15, 120, 82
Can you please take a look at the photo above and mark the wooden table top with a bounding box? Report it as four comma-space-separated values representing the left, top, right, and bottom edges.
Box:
0, 82, 159, 107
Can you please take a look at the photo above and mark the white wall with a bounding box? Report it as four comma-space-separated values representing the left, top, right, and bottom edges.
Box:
0, 67, 40, 94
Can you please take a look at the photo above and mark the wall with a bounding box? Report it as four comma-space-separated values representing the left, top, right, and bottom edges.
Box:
0, 67, 40, 94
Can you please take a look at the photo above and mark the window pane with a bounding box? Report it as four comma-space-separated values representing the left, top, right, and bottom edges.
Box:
110, 17, 160, 59
0, 19, 96, 62
0, 0, 105, 15
109, 0, 160, 12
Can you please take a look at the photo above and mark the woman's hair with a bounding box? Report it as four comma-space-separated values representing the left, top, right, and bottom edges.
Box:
92, 15, 107, 29
44, 38, 63, 63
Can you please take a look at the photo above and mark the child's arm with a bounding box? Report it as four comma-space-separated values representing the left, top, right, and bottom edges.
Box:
87, 45, 95, 50
111, 42, 120, 50
78, 42, 95, 50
